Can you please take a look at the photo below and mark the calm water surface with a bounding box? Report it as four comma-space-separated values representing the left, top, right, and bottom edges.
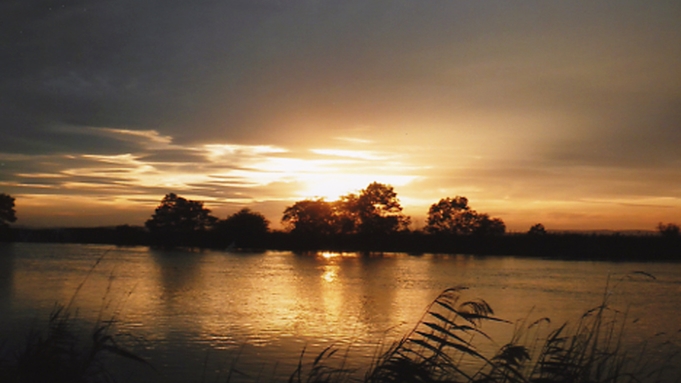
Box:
0, 243, 679, 382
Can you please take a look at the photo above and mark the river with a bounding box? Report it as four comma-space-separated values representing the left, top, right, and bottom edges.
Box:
0, 243, 679, 382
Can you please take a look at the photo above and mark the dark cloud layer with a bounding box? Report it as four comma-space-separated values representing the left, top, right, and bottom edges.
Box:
2, 1, 680, 229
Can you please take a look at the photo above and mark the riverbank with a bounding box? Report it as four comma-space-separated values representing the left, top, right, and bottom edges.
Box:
5, 226, 680, 261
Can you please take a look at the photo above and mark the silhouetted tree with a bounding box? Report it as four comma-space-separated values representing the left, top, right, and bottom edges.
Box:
425, 197, 474, 235
0, 193, 17, 227
528, 223, 547, 235
657, 222, 680, 237
333, 195, 360, 234
425, 196, 505, 236
145, 193, 217, 246
0, 193, 16, 242
214, 208, 269, 247
473, 214, 506, 236
282, 182, 410, 237
343, 182, 410, 235
282, 199, 337, 236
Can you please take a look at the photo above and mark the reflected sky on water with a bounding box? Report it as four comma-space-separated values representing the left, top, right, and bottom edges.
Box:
1, 243, 680, 382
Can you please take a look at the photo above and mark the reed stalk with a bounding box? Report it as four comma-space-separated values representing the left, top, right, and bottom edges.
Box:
0, 252, 152, 383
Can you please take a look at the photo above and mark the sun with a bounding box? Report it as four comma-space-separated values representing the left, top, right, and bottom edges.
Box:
298, 174, 417, 201
233, 146, 419, 201
299, 175, 363, 200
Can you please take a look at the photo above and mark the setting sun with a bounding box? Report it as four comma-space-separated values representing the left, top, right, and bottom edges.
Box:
298, 173, 417, 201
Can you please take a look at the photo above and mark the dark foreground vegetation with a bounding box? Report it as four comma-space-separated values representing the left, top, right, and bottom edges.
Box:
1, 275, 679, 383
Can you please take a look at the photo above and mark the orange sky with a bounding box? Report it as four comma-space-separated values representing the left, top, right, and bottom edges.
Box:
1, 1, 680, 231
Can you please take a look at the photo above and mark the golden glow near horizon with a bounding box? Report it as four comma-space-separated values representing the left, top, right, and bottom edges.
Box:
1, 128, 429, 228
3, 124, 680, 231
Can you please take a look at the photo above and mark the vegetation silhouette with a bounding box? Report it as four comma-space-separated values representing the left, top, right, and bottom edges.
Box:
282, 199, 339, 237
0, 304, 153, 383
0, 193, 17, 226
4, 271, 678, 383
425, 196, 505, 236
4, 186, 681, 259
114, 224, 148, 246
0, 193, 17, 242
527, 223, 547, 236
0, 254, 154, 383
291, 273, 680, 383
350, 182, 411, 235
213, 208, 270, 249
282, 182, 410, 237
145, 193, 218, 247
657, 222, 680, 237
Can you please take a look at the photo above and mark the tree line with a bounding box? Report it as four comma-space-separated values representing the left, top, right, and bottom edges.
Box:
135, 184, 681, 258
1, 188, 680, 259
0, 193, 17, 241
141, 182, 509, 247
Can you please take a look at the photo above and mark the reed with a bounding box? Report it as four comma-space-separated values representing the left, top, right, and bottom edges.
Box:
364, 286, 507, 383
287, 345, 356, 383
1, 269, 678, 383
290, 273, 680, 383
0, 304, 152, 383
0, 252, 152, 383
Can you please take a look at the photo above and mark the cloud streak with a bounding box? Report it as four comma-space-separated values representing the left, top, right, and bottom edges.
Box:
0, 127, 423, 227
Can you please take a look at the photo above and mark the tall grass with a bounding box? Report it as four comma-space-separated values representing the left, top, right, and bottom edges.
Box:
364, 286, 505, 383
289, 273, 680, 383
0, 304, 151, 383
1, 269, 678, 383
0, 252, 152, 383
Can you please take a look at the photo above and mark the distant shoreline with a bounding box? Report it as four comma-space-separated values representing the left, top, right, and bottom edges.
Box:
3, 226, 679, 262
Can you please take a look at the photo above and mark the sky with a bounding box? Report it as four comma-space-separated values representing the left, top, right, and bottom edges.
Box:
1, 0, 680, 231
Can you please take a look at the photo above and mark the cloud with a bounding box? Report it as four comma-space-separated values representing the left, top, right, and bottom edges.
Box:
310, 149, 390, 161
1, 1, 680, 229
1, 121, 423, 225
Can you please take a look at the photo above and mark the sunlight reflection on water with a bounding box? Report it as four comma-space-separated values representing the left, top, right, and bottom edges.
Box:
0, 243, 680, 382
